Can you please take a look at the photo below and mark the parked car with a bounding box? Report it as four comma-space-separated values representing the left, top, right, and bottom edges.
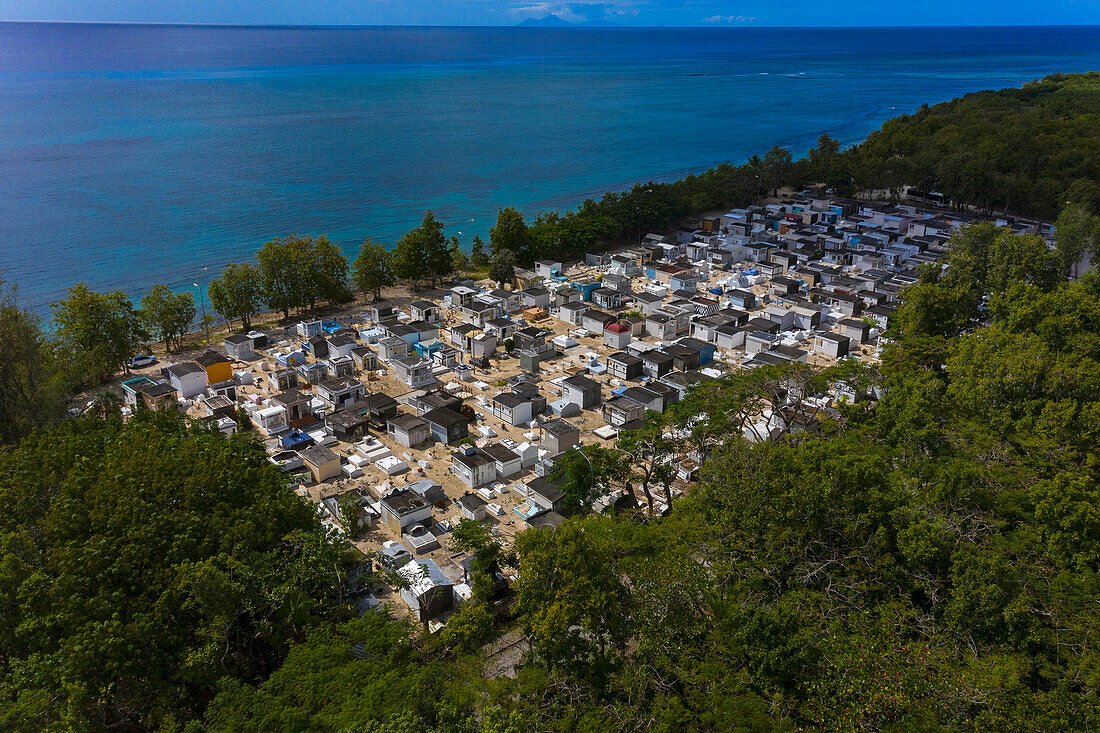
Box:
128, 355, 158, 369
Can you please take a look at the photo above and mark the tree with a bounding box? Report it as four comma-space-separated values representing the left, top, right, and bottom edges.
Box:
548, 446, 630, 514
809, 133, 841, 167
140, 284, 196, 352
665, 380, 741, 472
514, 520, 632, 681
437, 601, 496, 655
470, 235, 489, 267
255, 234, 350, 318
808, 133, 842, 184
502, 337, 515, 355
450, 236, 469, 274
391, 225, 427, 286
392, 211, 453, 288
207, 262, 262, 330
489, 207, 531, 261
304, 234, 353, 309
200, 313, 217, 344
0, 410, 345, 730
451, 518, 513, 602
894, 274, 981, 339
0, 279, 68, 443
351, 238, 395, 300
206, 615, 464, 731
747, 153, 764, 196
51, 282, 144, 385
986, 230, 1061, 293
488, 249, 517, 288
423, 213, 456, 286
895, 223, 1068, 340
847, 73, 1100, 218
255, 235, 309, 319
89, 386, 123, 418
617, 417, 676, 514
1054, 203, 1100, 279
762, 145, 793, 196
450, 517, 495, 558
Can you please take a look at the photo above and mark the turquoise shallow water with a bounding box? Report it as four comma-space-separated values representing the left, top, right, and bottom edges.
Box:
1, 23, 1099, 312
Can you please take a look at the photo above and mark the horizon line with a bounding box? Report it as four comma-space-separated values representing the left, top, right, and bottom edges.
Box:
2, 20, 1100, 30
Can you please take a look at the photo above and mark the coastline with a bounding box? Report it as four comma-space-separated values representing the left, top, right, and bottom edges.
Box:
100, 187, 847, 398
6, 22, 1098, 313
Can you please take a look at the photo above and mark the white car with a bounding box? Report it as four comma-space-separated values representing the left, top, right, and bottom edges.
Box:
128, 355, 158, 369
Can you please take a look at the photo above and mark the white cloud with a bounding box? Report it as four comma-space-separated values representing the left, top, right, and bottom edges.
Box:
509, 0, 639, 23
703, 14, 756, 24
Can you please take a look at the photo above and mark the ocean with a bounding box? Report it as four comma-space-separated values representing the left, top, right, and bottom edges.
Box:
1, 23, 1099, 313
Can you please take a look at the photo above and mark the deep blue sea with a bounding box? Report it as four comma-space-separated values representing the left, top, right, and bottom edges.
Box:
2, 24, 1099, 312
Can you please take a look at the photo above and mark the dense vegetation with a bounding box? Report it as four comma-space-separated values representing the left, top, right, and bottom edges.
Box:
847, 72, 1100, 219
0, 411, 346, 731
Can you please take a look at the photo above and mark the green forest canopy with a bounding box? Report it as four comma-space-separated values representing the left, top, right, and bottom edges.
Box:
847, 71, 1100, 219
0, 412, 346, 731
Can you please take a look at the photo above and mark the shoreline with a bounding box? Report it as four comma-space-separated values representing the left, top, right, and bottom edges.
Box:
8, 24, 1096, 314
95, 184, 936, 390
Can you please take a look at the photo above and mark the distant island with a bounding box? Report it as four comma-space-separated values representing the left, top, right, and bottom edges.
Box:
516, 14, 622, 28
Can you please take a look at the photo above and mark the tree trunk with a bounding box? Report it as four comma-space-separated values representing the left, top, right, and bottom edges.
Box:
640, 480, 654, 515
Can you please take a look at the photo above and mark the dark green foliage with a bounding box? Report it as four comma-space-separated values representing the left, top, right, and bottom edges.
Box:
1054, 203, 1100, 278
450, 236, 469, 273
5, 76, 1100, 731
450, 518, 513, 603
51, 282, 145, 386
470, 235, 489, 267
392, 211, 455, 287
207, 262, 263, 329
491, 73, 1100, 268
488, 249, 517, 288
351, 237, 396, 300
546, 446, 630, 514
514, 519, 632, 682
205, 614, 468, 732
0, 411, 345, 730
0, 280, 69, 443
489, 207, 532, 260
437, 601, 496, 655
255, 234, 351, 319
616, 419, 676, 513
140, 283, 197, 352
481, 241, 1100, 729
841, 71, 1100, 217
894, 223, 1063, 339
807, 133, 841, 183
519, 168, 755, 266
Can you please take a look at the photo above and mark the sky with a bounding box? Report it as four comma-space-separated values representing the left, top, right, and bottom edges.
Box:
1, 0, 1098, 26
